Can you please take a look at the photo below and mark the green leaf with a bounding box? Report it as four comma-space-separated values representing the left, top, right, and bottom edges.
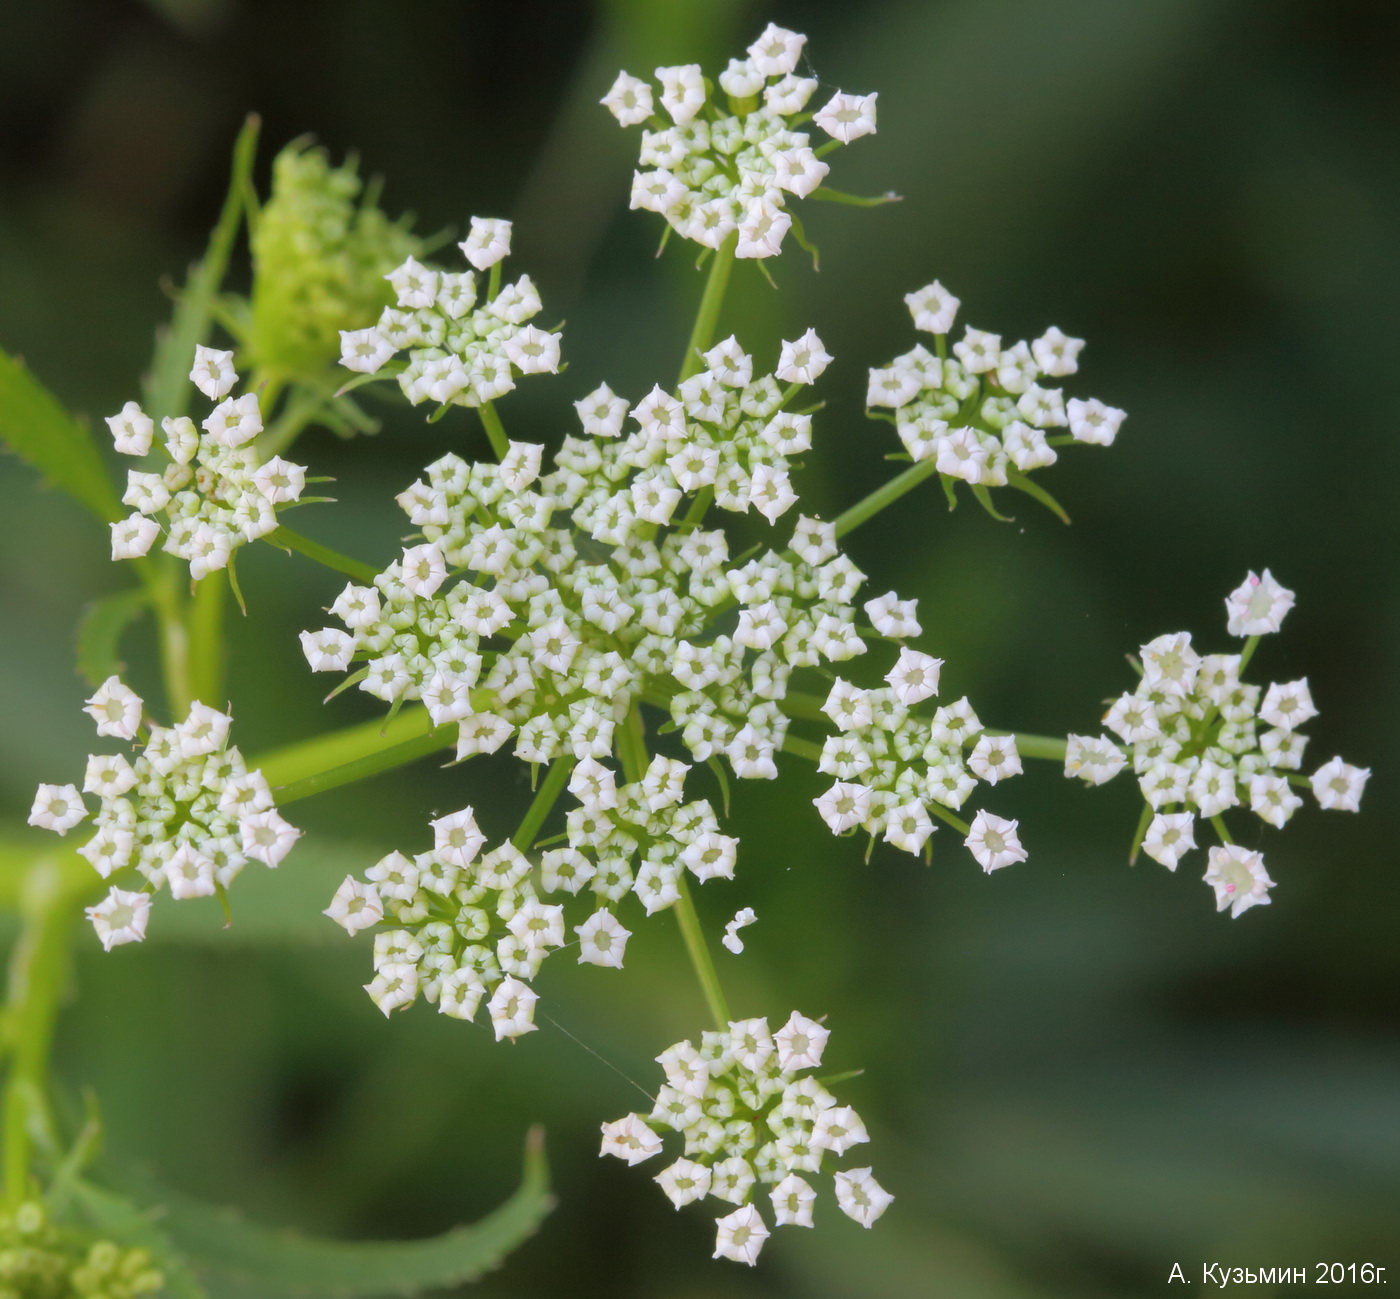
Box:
970, 483, 1015, 523
1006, 468, 1071, 524
132, 1127, 552, 1298
76, 588, 152, 688
0, 348, 124, 524
808, 186, 903, 207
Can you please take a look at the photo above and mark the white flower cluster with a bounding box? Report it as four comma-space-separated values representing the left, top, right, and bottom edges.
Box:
324, 777, 745, 1028
1065, 571, 1369, 917
106, 347, 308, 578
601, 1013, 891, 1265
27, 676, 301, 949
302, 334, 858, 777
603, 24, 876, 258
868, 281, 1125, 495
338, 217, 561, 408
813, 662, 1029, 870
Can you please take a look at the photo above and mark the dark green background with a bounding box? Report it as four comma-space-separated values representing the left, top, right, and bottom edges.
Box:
1, 0, 1396, 1294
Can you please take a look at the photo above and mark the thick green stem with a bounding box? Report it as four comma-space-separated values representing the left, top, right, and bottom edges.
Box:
1003, 732, 1068, 762
479, 402, 510, 459
513, 758, 574, 853
833, 458, 940, 539
3, 861, 84, 1207
187, 569, 226, 708
148, 567, 194, 718
678, 234, 737, 384
619, 705, 730, 1031
1210, 814, 1234, 846
265, 525, 378, 582
256, 706, 448, 801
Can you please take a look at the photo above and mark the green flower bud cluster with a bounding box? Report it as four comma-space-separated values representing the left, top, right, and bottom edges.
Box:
247, 142, 420, 380
0, 1203, 163, 1299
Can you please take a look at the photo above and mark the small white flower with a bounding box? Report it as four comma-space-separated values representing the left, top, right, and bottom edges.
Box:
953, 327, 1001, 374
1064, 733, 1127, 785
503, 325, 561, 375
866, 364, 922, 409
202, 392, 263, 448
718, 57, 764, 98
86, 887, 151, 952
601, 70, 654, 126
735, 199, 791, 259
814, 90, 878, 142
680, 831, 738, 882
814, 781, 871, 834
864, 591, 921, 639
252, 456, 306, 504
767, 145, 828, 198
833, 1167, 894, 1228
770, 1173, 817, 1227
775, 329, 833, 386
438, 967, 486, 1021
400, 542, 448, 598
577, 908, 631, 968
748, 22, 807, 77
601, 1113, 662, 1165
713, 1204, 769, 1266
1259, 679, 1317, 732
176, 701, 231, 757
575, 383, 629, 438
968, 734, 1022, 785
324, 875, 383, 934
166, 844, 217, 899
1225, 569, 1295, 637
812, 1103, 869, 1155
239, 809, 302, 867
1066, 397, 1126, 446
884, 800, 935, 854
1141, 812, 1196, 871
28, 783, 86, 835
1248, 773, 1304, 829
456, 713, 513, 759
431, 806, 485, 868
656, 63, 705, 124
190, 345, 237, 400
885, 647, 942, 705
1031, 326, 1085, 376
386, 255, 438, 309
111, 514, 160, 561
106, 400, 155, 455
1140, 632, 1199, 698
1310, 756, 1369, 812
300, 627, 355, 673
963, 810, 1027, 873
84, 676, 143, 739
488, 976, 539, 1040
339, 327, 395, 374
905, 280, 960, 335
365, 961, 418, 1016
459, 216, 513, 270
721, 906, 757, 955
1204, 844, 1274, 919
655, 1158, 711, 1208
775, 1010, 828, 1071
82, 752, 137, 799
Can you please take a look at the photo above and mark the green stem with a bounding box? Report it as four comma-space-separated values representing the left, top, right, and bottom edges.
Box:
618, 705, 730, 1031
1237, 634, 1261, 675
265, 525, 378, 582
1127, 802, 1153, 865
148, 566, 194, 718
3, 861, 85, 1207
479, 402, 510, 459
833, 458, 941, 539
779, 733, 823, 763
512, 758, 574, 852
187, 569, 226, 708
926, 802, 972, 837
1004, 732, 1068, 762
678, 232, 737, 384
1210, 814, 1234, 846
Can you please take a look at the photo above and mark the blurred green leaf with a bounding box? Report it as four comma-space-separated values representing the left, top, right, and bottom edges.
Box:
132, 1127, 552, 1298
0, 348, 123, 524
76, 588, 152, 689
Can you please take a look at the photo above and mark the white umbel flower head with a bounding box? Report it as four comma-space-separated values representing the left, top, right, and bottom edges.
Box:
28, 783, 86, 835
814, 91, 878, 142
600, 1113, 662, 1165
84, 676, 143, 740
712, 1204, 769, 1266
86, 887, 151, 951
1310, 756, 1369, 812
833, 1167, 894, 1227
459, 216, 513, 270
964, 810, 1027, 873
1204, 844, 1274, 918
1225, 570, 1295, 637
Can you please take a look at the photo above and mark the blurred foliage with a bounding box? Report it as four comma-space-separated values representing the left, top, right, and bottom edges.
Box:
0, 0, 1396, 1295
